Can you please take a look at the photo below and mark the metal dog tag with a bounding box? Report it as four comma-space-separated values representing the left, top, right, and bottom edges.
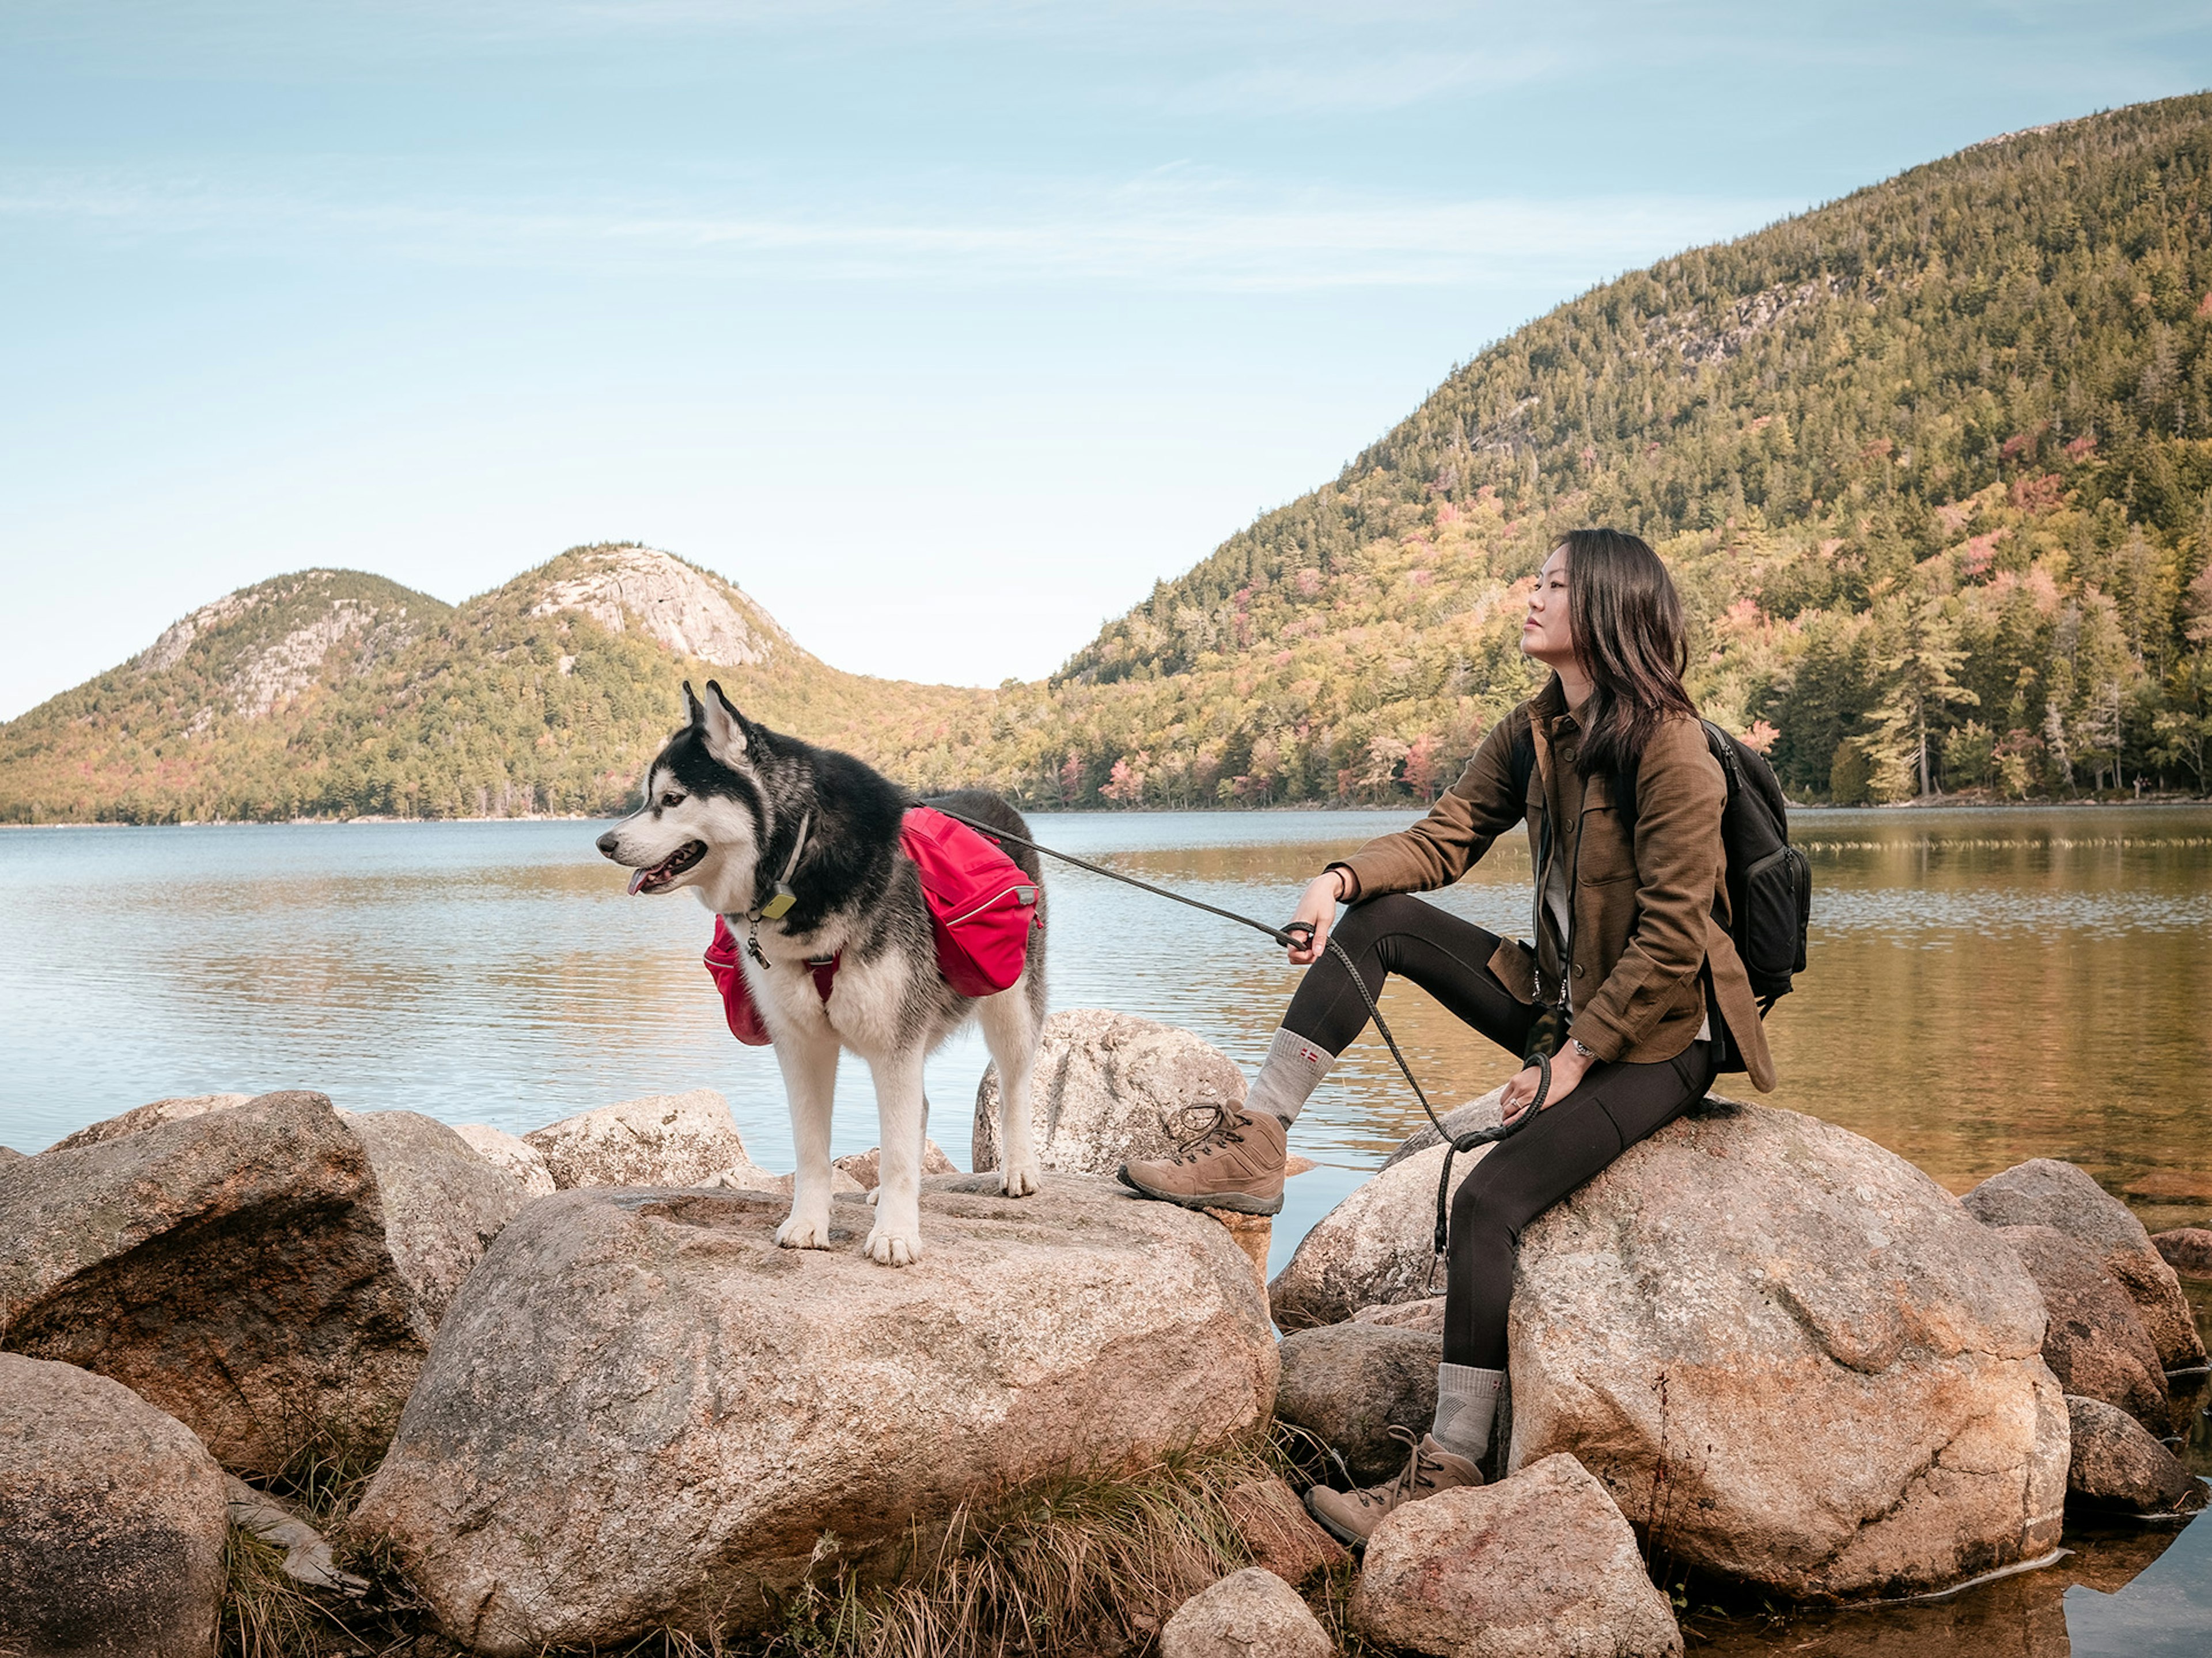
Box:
758, 882, 797, 920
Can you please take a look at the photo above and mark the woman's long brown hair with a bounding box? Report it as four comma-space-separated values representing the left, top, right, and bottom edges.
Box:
1558, 528, 1697, 776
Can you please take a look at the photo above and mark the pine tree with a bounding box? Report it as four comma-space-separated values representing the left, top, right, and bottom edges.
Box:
1869, 597, 1980, 798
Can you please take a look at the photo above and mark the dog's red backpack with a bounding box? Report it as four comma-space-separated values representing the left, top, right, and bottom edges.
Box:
899, 805, 1040, 996
703, 918, 774, 1045
702, 806, 1039, 1040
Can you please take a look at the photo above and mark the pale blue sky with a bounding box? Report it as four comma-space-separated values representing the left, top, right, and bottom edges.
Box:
4, 2, 2209, 718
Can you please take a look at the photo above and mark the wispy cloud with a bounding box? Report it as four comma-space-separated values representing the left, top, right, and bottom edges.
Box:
1166, 44, 1567, 117
0, 162, 1789, 293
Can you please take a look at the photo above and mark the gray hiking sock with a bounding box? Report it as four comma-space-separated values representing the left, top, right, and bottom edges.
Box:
1431, 1363, 1503, 1463
1242, 1027, 1338, 1125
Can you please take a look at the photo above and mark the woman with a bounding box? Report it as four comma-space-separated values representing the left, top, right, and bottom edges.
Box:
1121, 528, 1775, 1543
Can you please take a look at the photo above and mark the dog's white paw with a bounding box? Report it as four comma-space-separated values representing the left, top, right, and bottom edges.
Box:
863, 1225, 923, 1268
775, 1211, 834, 1250
1000, 1159, 1043, 1198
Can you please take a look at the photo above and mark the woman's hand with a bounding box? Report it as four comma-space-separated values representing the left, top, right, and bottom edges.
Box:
1499, 1042, 1593, 1124
1285, 870, 1349, 965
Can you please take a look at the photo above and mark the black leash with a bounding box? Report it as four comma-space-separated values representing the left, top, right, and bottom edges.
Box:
924, 804, 1547, 1265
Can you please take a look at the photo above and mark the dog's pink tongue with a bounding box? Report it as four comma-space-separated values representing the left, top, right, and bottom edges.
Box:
628, 867, 652, 895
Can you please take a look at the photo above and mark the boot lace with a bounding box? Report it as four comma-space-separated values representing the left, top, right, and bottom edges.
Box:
1168, 1102, 1245, 1163
1365, 1425, 1441, 1509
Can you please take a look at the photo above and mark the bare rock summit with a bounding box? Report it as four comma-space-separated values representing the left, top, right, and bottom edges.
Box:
526, 544, 791, 668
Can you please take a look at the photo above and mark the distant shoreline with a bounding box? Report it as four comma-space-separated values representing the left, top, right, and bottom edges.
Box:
3, 796, 2209, 830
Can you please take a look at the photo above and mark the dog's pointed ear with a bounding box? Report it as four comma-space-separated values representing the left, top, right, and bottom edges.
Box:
681, 681, 707, 728
699, 679, 749, 765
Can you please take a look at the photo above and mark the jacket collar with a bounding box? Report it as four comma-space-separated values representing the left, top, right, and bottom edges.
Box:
1528, 675, 1601, 810
1532, 673, 1594, 733
1529, 672, 1593, 776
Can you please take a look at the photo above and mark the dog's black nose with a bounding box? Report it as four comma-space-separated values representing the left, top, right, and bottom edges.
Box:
595, 830, 620, 859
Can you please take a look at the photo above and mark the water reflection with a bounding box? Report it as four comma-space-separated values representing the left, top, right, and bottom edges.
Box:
5, 807, 2211, 1226
1685, 1507, 2211, 1657
2, 807, 2210, 1655
1680, 1347, 2212, 1653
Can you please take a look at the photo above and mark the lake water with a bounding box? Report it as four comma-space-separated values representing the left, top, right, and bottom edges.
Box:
2, 805, 2209, 1653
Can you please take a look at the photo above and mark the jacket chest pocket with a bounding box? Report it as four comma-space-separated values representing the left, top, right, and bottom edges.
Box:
1575, 776, 1638, 887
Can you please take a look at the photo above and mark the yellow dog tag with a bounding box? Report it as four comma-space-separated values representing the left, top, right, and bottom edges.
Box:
758, 882, 797, 920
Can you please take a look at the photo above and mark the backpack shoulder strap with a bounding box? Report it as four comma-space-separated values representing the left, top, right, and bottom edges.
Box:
1614, 718, 1736, 836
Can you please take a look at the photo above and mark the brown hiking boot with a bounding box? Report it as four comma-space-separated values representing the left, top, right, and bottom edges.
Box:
1117, 1104, 1286, 1216
1304, 1429, 1483, 1546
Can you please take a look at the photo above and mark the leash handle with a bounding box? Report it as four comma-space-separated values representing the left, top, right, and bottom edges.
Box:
1433, 1051, 1547, 1257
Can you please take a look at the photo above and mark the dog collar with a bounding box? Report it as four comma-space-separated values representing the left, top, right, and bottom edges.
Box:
748, 810, 810, 924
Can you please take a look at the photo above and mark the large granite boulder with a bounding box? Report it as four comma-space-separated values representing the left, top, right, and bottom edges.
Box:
1275, 1322, 1444, 1482
1962, 1159, 2207, 1373
1380, 1083, 1509, 1170
523, 1088, 751, 1189
1508, 1099, 2067, 1600
0, 1092, 525, 1474
44, 1093, 256, 1153
1354, 1296, 1448, 1334
835, 1139, 960, 1188
972, 1008, 1244, 1176
449, 1124, 558, 1197
1355, 1452, 1682, 1658
2152, 1227, 2212, 1280
354, 1173, 1277, 1653
1160, 1568, 1331, 1658
1269, 1139, 1486, 1330
2064, 1394, 2207, 1516
0, 1354, 230, 1658
1221, 1477, 1346, 1585
1994, 1224, 2168, 1426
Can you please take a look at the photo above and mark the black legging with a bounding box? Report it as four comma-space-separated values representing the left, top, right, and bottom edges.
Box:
1285, 893, 1716, 1369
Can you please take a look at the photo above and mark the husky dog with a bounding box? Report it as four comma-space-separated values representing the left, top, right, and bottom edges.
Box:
594, 681, 1045, 1265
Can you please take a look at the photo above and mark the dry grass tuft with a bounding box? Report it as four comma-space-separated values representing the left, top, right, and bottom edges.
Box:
216, 1431, 1352, 1657
761, 1439, 1282, 1658
221, 1526, 340, 1658
218, 1421, 434, 1658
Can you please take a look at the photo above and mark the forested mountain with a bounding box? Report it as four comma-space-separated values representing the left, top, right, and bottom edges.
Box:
0, 547, 998, 822
5, 94, 2210, 822
1044, 93, 2212, 806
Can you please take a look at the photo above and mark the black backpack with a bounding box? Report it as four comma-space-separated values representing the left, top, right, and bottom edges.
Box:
1509, 713, 1810, 1034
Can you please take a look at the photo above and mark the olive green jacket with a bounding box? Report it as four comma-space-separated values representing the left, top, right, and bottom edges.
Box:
1335, 678, 1776, 1091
